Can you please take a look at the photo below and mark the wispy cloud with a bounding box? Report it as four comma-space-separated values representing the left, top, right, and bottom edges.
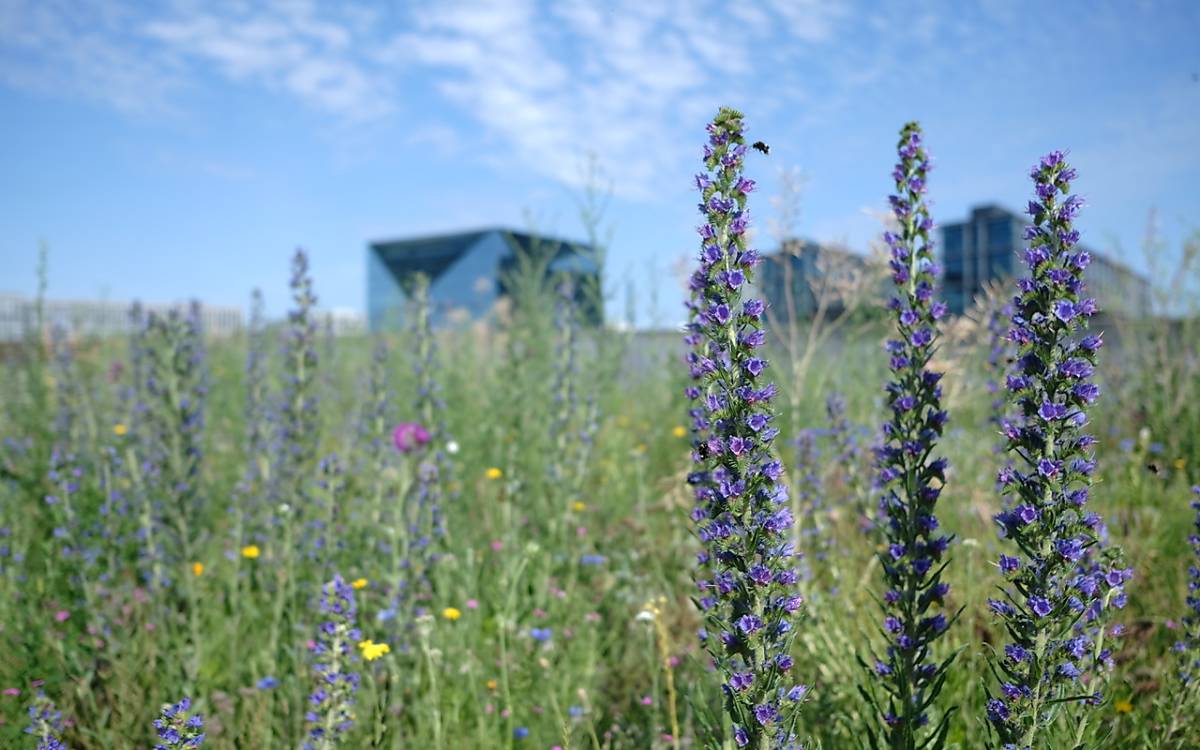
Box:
379, 0, 850, 195
0, 0, 861, 190
0, 0, 180, 113
142, 0, 396, 121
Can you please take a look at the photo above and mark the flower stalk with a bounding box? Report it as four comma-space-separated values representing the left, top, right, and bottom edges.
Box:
986, 151, 1129, 748
860, 122, 957, 750
685, 106, 806, 750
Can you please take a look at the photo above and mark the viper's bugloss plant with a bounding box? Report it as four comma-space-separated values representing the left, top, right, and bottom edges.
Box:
25, 691, 67, 750
1176, 486, 1200, 685
859, 122, 957, 750
986, 151, 1129, 748
410, 273, 454, 543
304, 575, 362, 750
152, 697, 205, 749
986, 299, 1014, 451
685, 106, 806, 750
826, 391, 871, 530
791, 429, 827, 586
274, 249, 320, 511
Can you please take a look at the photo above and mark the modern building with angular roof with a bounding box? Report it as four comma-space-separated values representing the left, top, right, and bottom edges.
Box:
367, 228, 602, 330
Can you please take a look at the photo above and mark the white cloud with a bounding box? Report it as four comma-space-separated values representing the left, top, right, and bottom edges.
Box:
0, 0, 897, 193
143, 0, 395, 121
0, 0, 180, 113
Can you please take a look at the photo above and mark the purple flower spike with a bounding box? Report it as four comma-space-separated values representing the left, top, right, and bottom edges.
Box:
683, 107, 805, 750
863, 122, 957, 748
987, 152, 1129, 747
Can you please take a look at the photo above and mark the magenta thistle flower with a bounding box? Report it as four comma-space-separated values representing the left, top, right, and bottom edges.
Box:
391, 422, 431, 454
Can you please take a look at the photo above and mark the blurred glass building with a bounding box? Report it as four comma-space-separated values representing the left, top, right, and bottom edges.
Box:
367, 228, 602, 331
940, 204, 1152, 317
758, 239, 882, 321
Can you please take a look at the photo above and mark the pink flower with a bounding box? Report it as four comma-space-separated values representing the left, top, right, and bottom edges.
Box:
53, 610, 69, 622
501, 708, 511, 718
2, 688, 19, 696
640, 695, 653, 706
392, 422, 432, 453
466, 599, 479, 610
576, 526, 587, 537
490, 540, 503, 552
533, 608, 546, 618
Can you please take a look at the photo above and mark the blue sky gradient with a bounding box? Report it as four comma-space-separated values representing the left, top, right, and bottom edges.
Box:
1, 0, 1197, 325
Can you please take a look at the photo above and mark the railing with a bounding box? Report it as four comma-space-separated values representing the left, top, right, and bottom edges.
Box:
0, 295, 244, 341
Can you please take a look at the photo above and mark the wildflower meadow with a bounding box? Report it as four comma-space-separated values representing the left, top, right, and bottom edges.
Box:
3, 108, 1200, 750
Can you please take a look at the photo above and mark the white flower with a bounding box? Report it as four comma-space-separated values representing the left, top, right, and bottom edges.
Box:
446, 440, 460, 455
635, 610, 655, 623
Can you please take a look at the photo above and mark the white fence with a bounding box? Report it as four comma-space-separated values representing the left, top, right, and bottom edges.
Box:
0, 295, 244, 342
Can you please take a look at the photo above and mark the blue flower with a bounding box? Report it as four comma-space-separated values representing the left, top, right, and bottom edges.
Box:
988, 152, 1129, 746
865, 122, 957, 746
684, 107, 805, 750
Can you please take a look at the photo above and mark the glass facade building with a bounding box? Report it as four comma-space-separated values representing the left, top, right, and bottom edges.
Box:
758, 239, 880, 321
940, 204, 1151, 317
367, 228, 602, 331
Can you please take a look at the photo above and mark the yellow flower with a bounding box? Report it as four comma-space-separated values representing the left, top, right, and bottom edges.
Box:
1175, 458, 1186, 470
572, 501, 587, 512
351, 578, 368, 590
241, 545, 261, 559
113, 423, 128, 437
191, 562, 204, 577
357, 639, 391, 661
672, 425, 687, 438
485, 467, 503, 480
486, 678, 498, 691
1115, 699, 1133, 714
442, 607, 462, 621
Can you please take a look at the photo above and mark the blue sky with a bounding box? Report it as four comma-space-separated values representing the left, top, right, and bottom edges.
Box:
1, 0, 1197, 325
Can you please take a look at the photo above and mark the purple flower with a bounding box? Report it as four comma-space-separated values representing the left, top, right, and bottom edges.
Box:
304, 575, 362, 747
392, 422, 432, 453
866, 122, 956, 744
989, 152, 1127, 747
153, 696, 206, 749
684, 107, 804, 750
1028, 596, 1052, 618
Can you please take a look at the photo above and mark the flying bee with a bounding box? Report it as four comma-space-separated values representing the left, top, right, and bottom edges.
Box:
751, 140, 770, 155
695, 441, 711, 460
1146, 461, 1164, 476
